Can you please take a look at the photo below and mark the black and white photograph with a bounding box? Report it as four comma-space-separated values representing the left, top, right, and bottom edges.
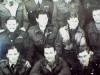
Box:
0, 0, 100, 75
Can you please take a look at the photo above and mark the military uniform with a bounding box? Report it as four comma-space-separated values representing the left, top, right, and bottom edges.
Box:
28, 24, 58, 62
0, 57, 29, 75
0, 29, 32, 63
85, 21, 100, 65
55, 26, 87, 74
30, 56, 71, 75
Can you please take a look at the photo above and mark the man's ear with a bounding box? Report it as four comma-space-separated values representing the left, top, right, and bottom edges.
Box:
16, 23, 19, 26
36, 18, 38, 23
89, 51, 94, 56
54, 51, 57, 55
6, 54, 8, 58
18, 52, 20, 57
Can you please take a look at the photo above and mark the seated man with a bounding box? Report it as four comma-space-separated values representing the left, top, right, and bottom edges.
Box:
0, 45, 30, 75
30, 44, 71, 75
75, 47, 99, 75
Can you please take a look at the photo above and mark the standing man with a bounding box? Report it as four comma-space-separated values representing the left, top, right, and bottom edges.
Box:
0, 45, 30, 75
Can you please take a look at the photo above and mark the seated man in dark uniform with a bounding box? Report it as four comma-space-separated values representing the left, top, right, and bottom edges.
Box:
75, 47, 99, 75
30, 44, 71, 75
0, 45, 30, 75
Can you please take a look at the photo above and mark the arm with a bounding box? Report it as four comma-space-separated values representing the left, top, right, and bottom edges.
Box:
58, 58, 71, 75
55, 32, 63, 57
30, 60, 42, 75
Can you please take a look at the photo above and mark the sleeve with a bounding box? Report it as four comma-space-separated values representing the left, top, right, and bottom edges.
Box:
0, 60, 11, 75
55, 32, 63, 57
22, 2, 29, 30
29, 60, 42, 75
75, 28, 87, 46
0, 69, 4, 75
23, 32, 35, 63
58, 58, 71, 75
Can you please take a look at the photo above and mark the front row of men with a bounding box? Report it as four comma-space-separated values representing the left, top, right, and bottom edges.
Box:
0, 44, 98, 75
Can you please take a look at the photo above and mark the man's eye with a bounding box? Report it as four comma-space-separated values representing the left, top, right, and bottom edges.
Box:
84, 55, 87, 57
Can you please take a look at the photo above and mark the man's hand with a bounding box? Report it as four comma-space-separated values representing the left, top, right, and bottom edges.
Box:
25, 60, 31, 68
20, 27, 26, 32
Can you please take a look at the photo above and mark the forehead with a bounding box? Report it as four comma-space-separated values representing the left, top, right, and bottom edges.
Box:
8, 48, 18, 54
78, 51, 88, 56
93, 9, 100, 14
44, 47, 54, 53
69, 17, 78, 20
7, 20, 17, 24
38, 14, 48, 18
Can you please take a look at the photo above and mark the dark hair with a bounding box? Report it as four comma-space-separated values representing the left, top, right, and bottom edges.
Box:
44, 44, 55, 51
77, 46, 90, 55
36, 10, 50, 19
66, 11, 79, 20
5, 16, 18, 24
5, 44, 20, 54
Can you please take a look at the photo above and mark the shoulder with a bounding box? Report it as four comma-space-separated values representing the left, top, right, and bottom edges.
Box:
0, 59, 8, 67
0, 30, 7, 38
28, 26, 38, 34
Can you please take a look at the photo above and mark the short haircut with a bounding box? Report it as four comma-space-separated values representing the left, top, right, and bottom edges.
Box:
66, 11, 79, 20
36, 10, 50, 19
5, 44, 20, 54
44, 44, 55, 51
5, 16, 18, 24
77, 46, 90, 55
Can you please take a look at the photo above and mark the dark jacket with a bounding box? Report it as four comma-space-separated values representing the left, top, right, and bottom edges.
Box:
72, 57, 99, 75
85, 21, 100, 63
55, 26, 86, 56
55, 26, 86, 71
28, 24, 58, 58
25, 0, 53, 25
0, 29, 33, 62
85, 21, 100, 50
30, 57, 71, 75
0, 57, 29, 75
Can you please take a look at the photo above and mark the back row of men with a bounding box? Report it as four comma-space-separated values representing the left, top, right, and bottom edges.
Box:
0, 0, 100, 75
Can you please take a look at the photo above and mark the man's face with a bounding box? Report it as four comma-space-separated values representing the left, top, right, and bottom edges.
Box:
67, 17, 79, 30
6, 19, 18, 32
36, 14, 48, 30
44, 47, 56, 63
6, 47, 19, 64
78, 50, 90, 66
92, 9, 100, 23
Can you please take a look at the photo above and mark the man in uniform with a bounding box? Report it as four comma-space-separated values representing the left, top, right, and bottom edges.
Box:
30, 44, 71, 75
0, 17, 31, 67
